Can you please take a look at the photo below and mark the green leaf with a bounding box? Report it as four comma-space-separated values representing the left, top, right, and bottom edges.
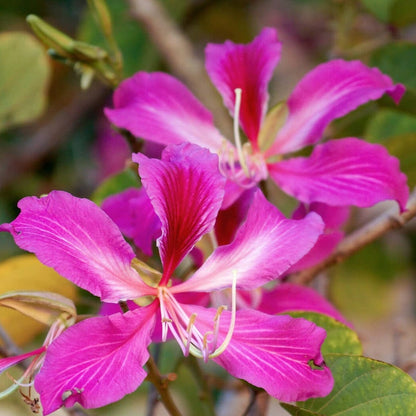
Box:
365, 109, 416, 141
0, 32, 50, 132
360, 0, 395, 22
282, 354, 416, 415
91, 168, 140, 205
371, 42, 416, 89
365, 109, 416, 186
288, 312, 362, 356
390, 0, 416, 26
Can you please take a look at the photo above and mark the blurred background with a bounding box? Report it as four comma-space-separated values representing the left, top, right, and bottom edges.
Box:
1, 0, 416, 414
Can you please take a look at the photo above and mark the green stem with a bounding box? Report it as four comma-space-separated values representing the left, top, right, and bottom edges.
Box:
146, 355, 182, 416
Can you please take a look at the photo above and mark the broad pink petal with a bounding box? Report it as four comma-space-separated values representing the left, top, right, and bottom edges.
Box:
0, 347, 46, 373
182, 304, 333, 402
101, 188, 161, 256
174, 190, 324, 293
0, 191, 153, 302
268, 138, 409, 211
133, 144, 225, 279
105, 72, 224, 152
258, 283, 351, 327
206, 27, 281, 148
266, 60, 405, 156
35, 305, 157, 414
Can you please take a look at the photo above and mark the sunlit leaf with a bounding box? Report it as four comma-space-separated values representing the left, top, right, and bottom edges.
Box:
0, 255, 77, 346
282, 354, 416, 415
0, 32, 50, 132
288, 312, 362, 356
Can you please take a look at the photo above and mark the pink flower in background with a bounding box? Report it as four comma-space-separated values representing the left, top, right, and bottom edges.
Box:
1, 143, 332, 413
93, 119, 130, 181
105, 27, 408, 209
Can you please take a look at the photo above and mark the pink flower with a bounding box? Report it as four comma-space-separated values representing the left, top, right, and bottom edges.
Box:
1, 143, 332, 413
105, 27, 408, 210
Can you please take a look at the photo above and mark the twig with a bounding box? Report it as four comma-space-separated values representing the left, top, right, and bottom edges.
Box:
0, 83, 108, 190
241, 390, 268, 416
0, 323, 22, 358
146, 344, 162, 416
127, 0, 232, 137
146, 355, 182, 416
290, 188, 416, 285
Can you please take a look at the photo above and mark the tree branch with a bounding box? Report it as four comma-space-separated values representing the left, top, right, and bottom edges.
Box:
290, 188, 416, 285
145, 355, 182, 416
127, 0, 232, 137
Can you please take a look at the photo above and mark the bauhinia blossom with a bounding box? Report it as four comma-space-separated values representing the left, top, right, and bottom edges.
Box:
105, 27, 409, 209
1, 143, 332, 414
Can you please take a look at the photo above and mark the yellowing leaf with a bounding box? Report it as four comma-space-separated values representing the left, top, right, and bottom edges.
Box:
0, 291, 76, 326
0, 254, 77, 346
0, 32, 51, 132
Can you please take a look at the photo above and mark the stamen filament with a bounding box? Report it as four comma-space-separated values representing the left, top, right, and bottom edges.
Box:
233, 88, 249, 176
189, 270, 238, 360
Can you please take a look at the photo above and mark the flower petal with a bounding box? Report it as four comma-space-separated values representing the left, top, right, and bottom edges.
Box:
0, 347, 46, 373
292, 202, 350, 230
35, 305, 157, 414
258, 283, 351, 327
206, 27, 281, 147
268, 138, 409, 210
174, 190, 324, 293
0, 191, 153, 302
101, 187, 161, 256
182, 304, 333, 402
105, 72, 224, 152
289, 231, 344, 272
133, 143, 225, 279
266, 59, 405, 156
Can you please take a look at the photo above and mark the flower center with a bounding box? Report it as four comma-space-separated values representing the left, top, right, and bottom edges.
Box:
157, 272, 237, 362
218, 89, 268, 188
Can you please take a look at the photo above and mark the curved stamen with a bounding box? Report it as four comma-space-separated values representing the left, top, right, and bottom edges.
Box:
189, 270, 237, 360
233, 88, 249, 177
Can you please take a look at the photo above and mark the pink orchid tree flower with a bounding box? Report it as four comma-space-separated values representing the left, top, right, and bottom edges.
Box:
105, 27, 408, 210
0, 143, 332, 414
101, 185, 351, 330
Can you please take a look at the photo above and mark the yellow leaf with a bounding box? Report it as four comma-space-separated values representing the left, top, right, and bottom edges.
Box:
0, 254, 77, 346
